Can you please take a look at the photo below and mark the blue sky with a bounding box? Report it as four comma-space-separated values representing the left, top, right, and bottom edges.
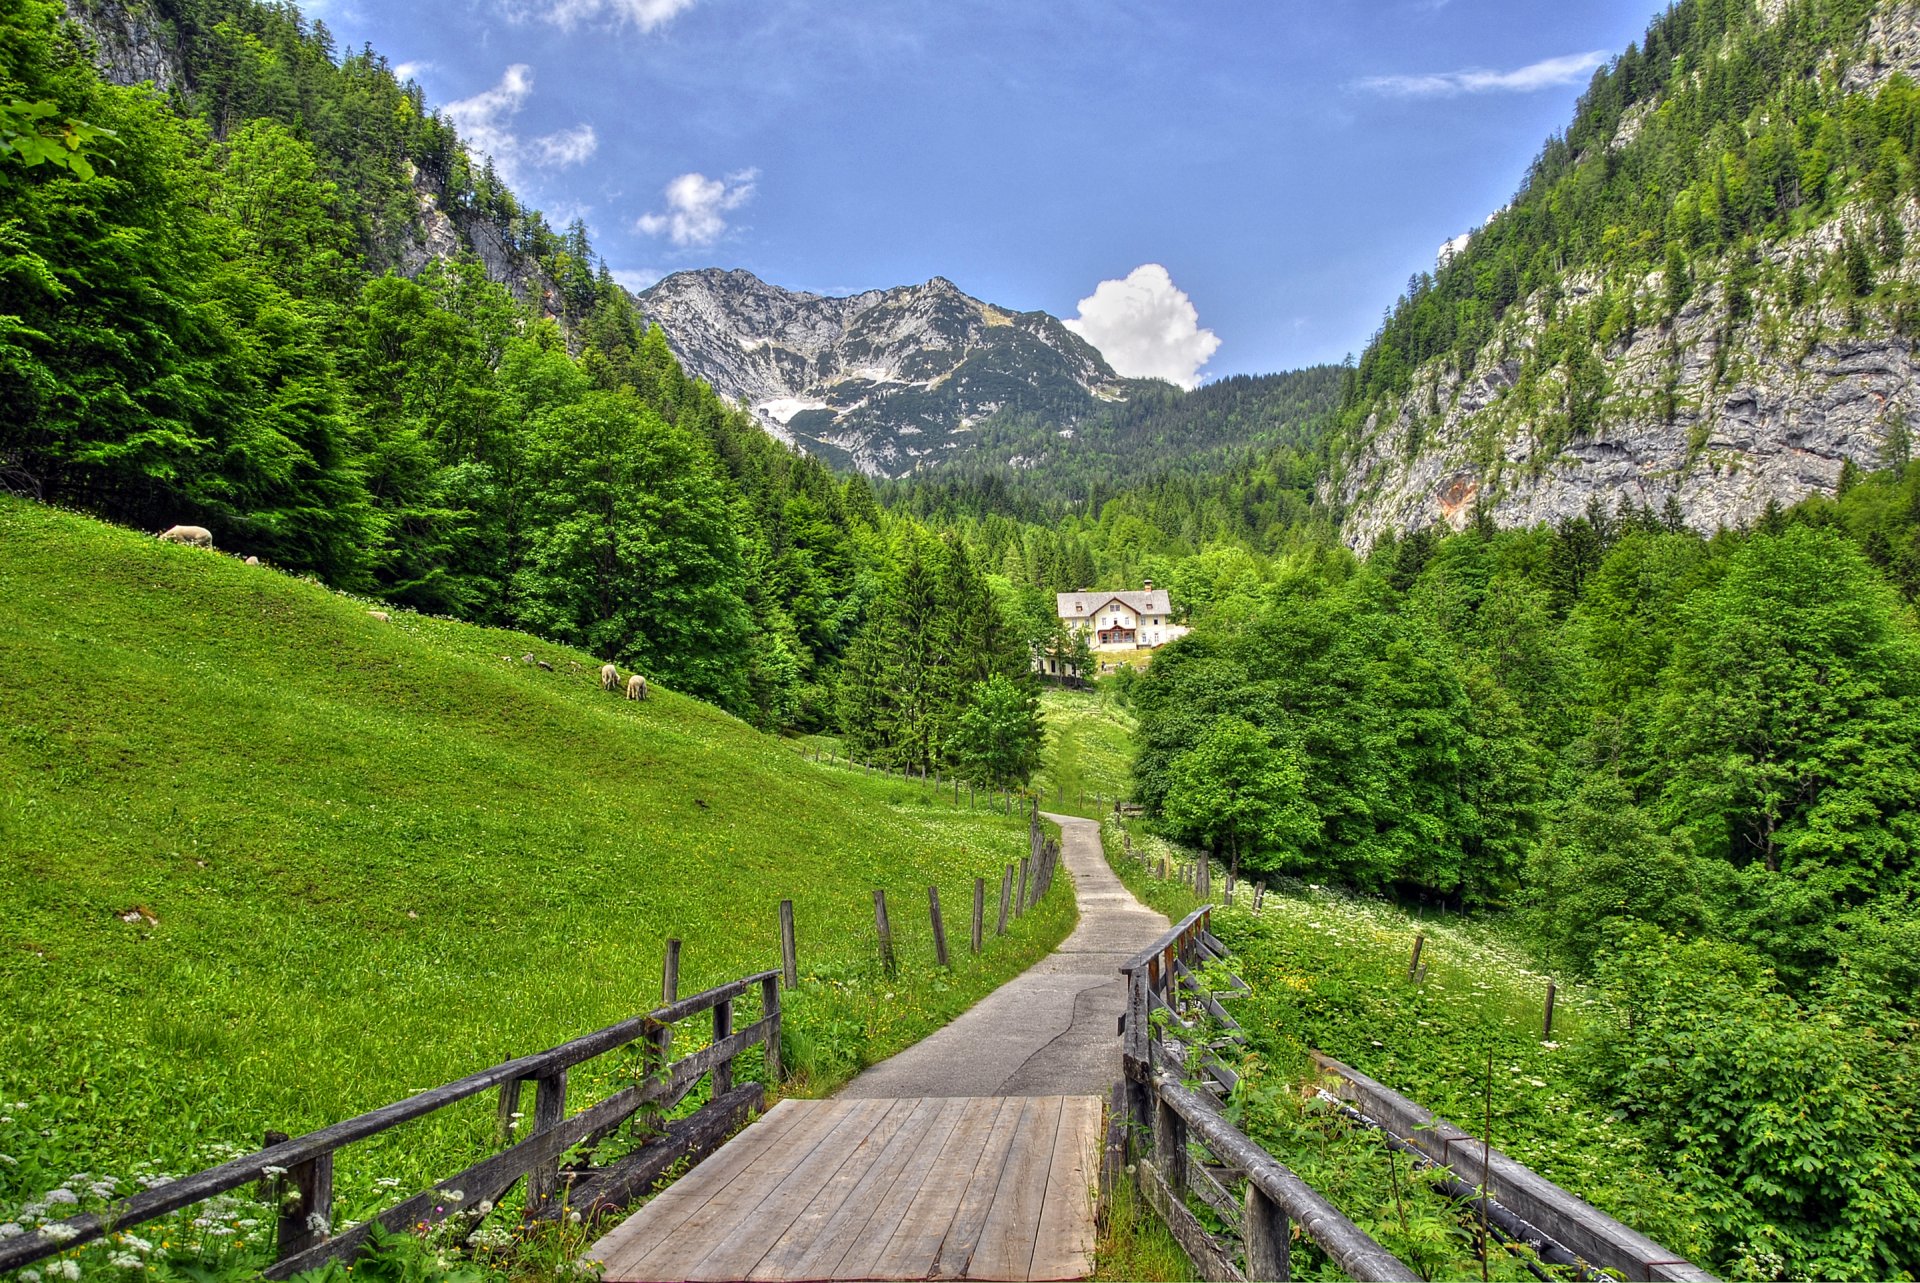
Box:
304, 0, 1664, 381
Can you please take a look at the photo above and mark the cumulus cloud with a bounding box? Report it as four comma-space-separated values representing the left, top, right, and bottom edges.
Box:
443, 65, 597, 186
610, 267, 664, 294
1063, 265, 1220, 390
510, 0, 698, 31
1356, 50, 1607, 97
391, 60, 432, 83
637, 170, 757, 248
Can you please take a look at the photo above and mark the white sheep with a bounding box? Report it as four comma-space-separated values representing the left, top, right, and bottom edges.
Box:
601, 663, 620, 692
158, 525, 213, 548
368, 610, 390, 622
626, 674, 648, 701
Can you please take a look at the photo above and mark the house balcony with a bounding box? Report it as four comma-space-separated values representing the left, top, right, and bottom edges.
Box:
1098, 627, 1137, 646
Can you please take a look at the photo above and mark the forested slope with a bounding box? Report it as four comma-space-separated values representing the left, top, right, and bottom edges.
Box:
0, 0, 1057, 757
1332, 0, 1920, 549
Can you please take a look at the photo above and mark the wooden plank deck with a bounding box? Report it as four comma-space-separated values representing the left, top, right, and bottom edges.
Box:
587, 1096, 1102, 1282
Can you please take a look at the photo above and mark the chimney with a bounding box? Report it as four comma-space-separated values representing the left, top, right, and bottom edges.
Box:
1143, 579, 1154, 593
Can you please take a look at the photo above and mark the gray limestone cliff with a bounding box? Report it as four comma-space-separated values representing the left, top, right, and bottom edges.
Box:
1329, 209, 1920, 554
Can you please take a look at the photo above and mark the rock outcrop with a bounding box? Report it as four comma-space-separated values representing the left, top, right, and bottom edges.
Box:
637, 269, 1146, 476
1330, 212, 1920, 554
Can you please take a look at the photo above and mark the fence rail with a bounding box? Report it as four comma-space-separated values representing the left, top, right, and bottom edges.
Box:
1117, 908, 1419, 1282
0, 970, 782, 1279
1312, 1055, 1719, 1283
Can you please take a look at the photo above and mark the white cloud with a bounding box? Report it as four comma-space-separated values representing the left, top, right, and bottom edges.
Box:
1063, 264, 1220, 390
1356, 50, 1607, 97
511, 0, 698, 31
610, 267, 664, 294
392, 60, 432, 83
637, 170, 757, 248
443, 65, 598, 187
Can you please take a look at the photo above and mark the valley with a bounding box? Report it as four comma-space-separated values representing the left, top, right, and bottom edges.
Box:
6, 0, 1920, 1280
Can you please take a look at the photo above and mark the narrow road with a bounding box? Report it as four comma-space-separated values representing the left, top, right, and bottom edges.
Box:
838, 813, 1169, 1099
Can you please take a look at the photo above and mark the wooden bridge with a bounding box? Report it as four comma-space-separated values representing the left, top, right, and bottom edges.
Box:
587, 1095, 1101, 1281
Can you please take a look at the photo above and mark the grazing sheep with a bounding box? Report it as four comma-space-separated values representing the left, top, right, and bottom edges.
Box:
368, 610, 390, 622
158, 525, 213, 548
601, 663, 620, 692
626, 674, 648, 701
244, 556, 260, 566
521, 653, 536, 665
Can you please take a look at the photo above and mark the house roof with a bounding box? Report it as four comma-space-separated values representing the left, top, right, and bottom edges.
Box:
1057, 589, 1171, 617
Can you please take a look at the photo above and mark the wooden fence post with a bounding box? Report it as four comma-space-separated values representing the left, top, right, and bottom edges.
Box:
1408, 932, 1426, 982
929, 885, 950, 968
663, 938, 682, 1004
779, 899, 798, 990
1543, 979, 1557, 1040
523, 1069, 568, 1217
273, 1149, 334, 1261
761, 972, 782, 1084
874, 889, 896, 977
972, 877, 985, 954
1016, 857, 1031, 915
997, 865, 1013, 935
712, 997, 734, 1097
1154, 1095, 1188, 1199
1254, 882, 1266, 913
1245, 1184, 1291, 1282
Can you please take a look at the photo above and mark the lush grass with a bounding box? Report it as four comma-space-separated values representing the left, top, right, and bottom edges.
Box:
1100, 818, 1710, 1279
0, 498, 1074, 1267
1032, 684, 1135, 816
1093, 1161, 1193, 1282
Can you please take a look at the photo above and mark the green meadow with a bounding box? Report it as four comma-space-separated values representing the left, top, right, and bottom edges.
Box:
1031, 685, 1135, 815
0, 498, 1073, 1240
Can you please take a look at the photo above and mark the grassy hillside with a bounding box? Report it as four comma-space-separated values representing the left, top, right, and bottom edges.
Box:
0, 498, 1071, 1209
1032, 685, 1135, 815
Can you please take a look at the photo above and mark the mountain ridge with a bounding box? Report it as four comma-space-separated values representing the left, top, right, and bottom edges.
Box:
637, 267, 1156, 477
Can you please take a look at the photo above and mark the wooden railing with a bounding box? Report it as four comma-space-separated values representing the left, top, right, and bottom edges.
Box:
1117, 908, 1420, 1282
0, 971, 781, 1279
1312, 1055, 1719, 1283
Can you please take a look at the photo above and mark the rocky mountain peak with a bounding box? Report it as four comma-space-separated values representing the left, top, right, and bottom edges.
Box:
636, 270, 1140, 476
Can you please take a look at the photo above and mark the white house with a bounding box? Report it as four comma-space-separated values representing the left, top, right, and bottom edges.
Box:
1056, 581, 1188, 651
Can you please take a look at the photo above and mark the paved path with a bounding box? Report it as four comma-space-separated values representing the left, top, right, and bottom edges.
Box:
838, 813, 1169, 1099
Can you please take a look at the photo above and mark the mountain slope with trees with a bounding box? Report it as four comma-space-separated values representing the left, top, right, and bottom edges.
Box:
0, 0, 1053, 765
1331, 0, 1920, 549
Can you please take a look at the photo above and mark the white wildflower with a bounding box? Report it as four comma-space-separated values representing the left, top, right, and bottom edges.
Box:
89, 1182, 117, 1200
108, 1252, 141, 1270
49, 1261, 81, 1281
207, 1225, 235, 1237
0, 1223, 22, 1238
43, 1190, 77, 1207
375, 1178, 402, 1189
261, 1165, 288, 1179
38, 1223, 79, 1243
568, 1211, 581, 1224
443, 1189, 464, 1203
474, 1201, 494, 1216
305, 1212, 329, 1235
20, 1269, 41, 1283
120, 1234, 152, 1253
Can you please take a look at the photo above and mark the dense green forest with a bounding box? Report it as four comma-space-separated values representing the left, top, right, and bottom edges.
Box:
1130, 474, 1920, 1276
1337, 0, 1920, 469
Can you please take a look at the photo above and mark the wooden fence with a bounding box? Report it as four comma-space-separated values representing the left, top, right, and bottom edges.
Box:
1311, 1055, 1718, 1283
1114, 905, 1720, 1283
1117, 908, 1419, 1282
0, 971, 782, 1279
